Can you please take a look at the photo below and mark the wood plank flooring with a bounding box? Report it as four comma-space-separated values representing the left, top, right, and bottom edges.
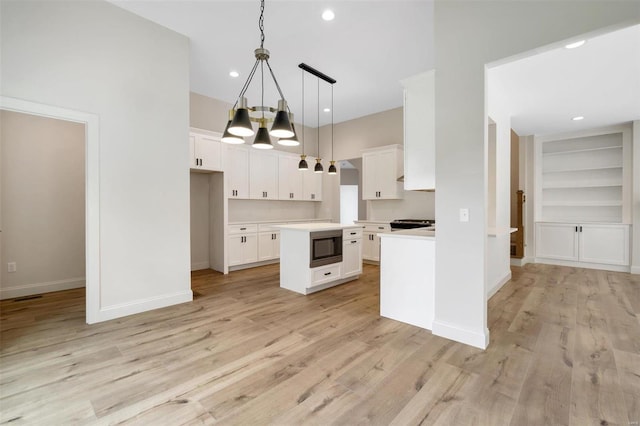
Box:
1, 263, 638, 425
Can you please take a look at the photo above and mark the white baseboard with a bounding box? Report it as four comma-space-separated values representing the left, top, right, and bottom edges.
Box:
91, 290, 193, 323
510, 257, 532, 267
630, 266, 640, 275
487, 271, 512, 300
0, 277, 85, 300
432, 319, 489, 350
191, 261, 210, 271
534, 257, 630, 273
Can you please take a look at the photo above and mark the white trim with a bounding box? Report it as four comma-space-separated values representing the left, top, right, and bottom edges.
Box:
534, 257, 630, 273
631, 266, 640, 275
1, 96, 101, 324
510, 257, 532, 267
432, 319, 490, 350
95, 290, 193, 323
487, 271, 512, 299
0, 277, 85, 300
191, 261, 210, 271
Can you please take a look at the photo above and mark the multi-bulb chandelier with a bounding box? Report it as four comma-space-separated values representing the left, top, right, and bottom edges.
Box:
221, 0, 297, 149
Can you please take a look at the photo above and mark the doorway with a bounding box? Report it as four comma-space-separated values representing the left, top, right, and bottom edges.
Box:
1, 96, 100, 324
339, 159, 362, 224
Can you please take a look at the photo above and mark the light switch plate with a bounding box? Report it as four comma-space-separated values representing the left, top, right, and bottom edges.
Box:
459, 208, 469, 222
7, 262, 16, 273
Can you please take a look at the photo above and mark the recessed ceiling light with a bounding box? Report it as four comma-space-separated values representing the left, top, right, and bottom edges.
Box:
229, 71, 239, 78
565, 40, 586, 49
322, 9, 335, 21
324, 108, 331, 113
572, 116, 584, 121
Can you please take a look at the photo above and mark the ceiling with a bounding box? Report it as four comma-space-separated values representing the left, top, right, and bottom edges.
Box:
110, 0, 434, 127
489, 24, 640, 136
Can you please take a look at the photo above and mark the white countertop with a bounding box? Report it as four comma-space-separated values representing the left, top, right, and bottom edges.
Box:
354, 220, 392, 224
276, 222, 362, 232
229, 218, 331, 225
378, 227, 435, 240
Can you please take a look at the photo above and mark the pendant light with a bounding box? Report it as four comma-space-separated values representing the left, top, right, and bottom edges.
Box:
224, 0, 294, 146
314, 78, 323, 173
278, 115, 300, 146
327, 84, 337, 175
298, 67, 308, 170
221, 110, 245, 144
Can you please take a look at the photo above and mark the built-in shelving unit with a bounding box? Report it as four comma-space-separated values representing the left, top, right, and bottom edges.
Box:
537, 130, 628, 223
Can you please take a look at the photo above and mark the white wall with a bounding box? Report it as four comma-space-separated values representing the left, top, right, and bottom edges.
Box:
367, 191, 436, 221
632, 120, 640, 274
1, 111, 85, 299
1, 0, 191, 321
432, 1, 640, 349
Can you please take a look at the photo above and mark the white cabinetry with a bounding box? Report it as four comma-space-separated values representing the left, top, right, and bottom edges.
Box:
359, 222, 390, 262
536, 222, 630, 270
258, 223, 281, 261
228, 224, 258, 266
278, 154, 303, 200
224, 145, 250, 198
342, 228, 362, 278
400, 70, 435, 190
250, 150, 279, 200
190, 130, 222, 172
362, 145, 403, 200
302, 170, 322, 201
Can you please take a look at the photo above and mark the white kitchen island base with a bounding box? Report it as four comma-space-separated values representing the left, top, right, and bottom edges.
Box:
277, 223, 363, 295
379, 229, 435, 330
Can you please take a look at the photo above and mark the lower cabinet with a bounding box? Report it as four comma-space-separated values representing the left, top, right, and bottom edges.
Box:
536, 222, 629, 268
342, 238, 362, 278
360, 223, 390, 262
228, 234, 258, 266
310, 263, 342, 288
258, 231, 280, 262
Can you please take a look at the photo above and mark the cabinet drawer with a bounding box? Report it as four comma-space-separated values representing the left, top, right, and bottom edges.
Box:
343, 228, 363, 239
363, 223, 390, 232
229, 224, 258, 235
258, 223, 284, 233
310, 263, 342, 287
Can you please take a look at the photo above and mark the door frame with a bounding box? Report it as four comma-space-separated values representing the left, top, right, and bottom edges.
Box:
1, 96, 100, 324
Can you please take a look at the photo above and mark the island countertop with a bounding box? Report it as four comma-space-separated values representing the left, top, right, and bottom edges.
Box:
275, 223, 363, 232
378, 227, 435, 240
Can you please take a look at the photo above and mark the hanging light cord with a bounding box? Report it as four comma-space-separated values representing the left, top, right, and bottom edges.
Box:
317, 78, 320, 158
301, 68, 305, 151
331, 84, 334, 160
259, 0, 265, 48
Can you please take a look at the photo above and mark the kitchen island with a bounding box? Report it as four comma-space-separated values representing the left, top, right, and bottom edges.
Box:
277, 223, 363, 295
379, 228, 435, 330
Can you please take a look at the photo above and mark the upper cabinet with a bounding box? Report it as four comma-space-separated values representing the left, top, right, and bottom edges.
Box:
190, 129, 222, 172
278, 153, 304, 200
302, 169, 322, 201
362, 145, 403, 200
224, 144, 250, 199
400, 70, 435, 190
249, 150, 279, 200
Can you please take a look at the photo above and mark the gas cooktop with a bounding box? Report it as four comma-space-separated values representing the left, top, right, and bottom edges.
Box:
390, 219, 435, 230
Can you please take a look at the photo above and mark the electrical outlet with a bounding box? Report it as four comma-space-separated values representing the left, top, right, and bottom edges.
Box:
459, 208, 469, 222
7, 262, 17, 273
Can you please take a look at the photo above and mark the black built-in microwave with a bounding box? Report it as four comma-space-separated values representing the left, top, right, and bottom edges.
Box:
309, 230, 343, 268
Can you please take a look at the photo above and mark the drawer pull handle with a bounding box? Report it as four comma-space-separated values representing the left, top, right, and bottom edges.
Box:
351, 240, 357, 244
378, 227, 384, 229
350, 232, 357, 235
324, 272, 332, 276
240, 227, 246, 230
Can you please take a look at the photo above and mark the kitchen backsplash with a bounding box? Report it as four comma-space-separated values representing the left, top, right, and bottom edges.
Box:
368, 190, 435, 220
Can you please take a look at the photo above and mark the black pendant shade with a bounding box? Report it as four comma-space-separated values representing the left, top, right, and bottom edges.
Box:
314, 158, 323, 173
228, 107, 254, 137
298, 154, 308, 170
278, 122, 300, 146
270, 109, 294, 138
252, 122, 273, 150
222, 110, 245, 144
328, 161, 337, 175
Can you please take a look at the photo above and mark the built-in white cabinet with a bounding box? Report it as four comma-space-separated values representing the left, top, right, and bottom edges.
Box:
190, 130, 223, 172
278, 154, 304, 200
535, 222, 630, 270
257, 223, 282, 261
400, 70, 435, 190
359, 222, 390, 262
302, 170, 322, 201
250, 150, 279, 200
342, 228, 363, 278
362, 145, 403, 200
228, 224, 258, 267
224, 145, 250, 198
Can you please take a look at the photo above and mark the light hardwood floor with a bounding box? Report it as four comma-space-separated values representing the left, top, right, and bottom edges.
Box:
1, 263, 638, 425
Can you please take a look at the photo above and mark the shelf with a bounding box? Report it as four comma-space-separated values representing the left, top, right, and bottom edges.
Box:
542, 201, 622, 207
542, 145, 622, 156
542, 165, 622, 174
542, 182, 622, 189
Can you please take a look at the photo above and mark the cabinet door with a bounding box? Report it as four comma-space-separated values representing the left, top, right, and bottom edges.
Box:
579, 224, 629, 265
376, 149, 401, 199
372, 233, 381, 261
302, 170, 322, 201
278, 154, 303, 200
243, 234, 258, 264
228, 235, 244, 266
273, 232, 280, 258
189, 134, 198, 169
362, 153, 378, 200
225, 145, 250, 198
250, 150, 279, 200
196, 134, 222, 171
342, 239, 362, 277
362, 232, 375, 260
535, 223, 578, 261
258, 232, 278, 261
